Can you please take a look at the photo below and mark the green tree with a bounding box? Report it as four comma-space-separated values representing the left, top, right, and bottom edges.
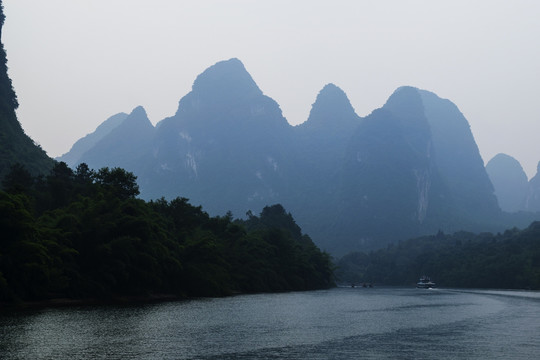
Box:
1, 163, 33, 193
94, 167, 139, 199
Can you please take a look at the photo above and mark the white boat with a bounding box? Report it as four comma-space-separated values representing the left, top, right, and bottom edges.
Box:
416, 276, 435, 289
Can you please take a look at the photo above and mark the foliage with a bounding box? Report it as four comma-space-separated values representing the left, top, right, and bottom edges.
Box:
0, 163, 334, 302
336, 224, 540, 290
235, 204, 334, 291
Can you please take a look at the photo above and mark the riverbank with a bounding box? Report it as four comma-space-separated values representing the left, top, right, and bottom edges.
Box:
0, 287, 315, 312
0, 293, 188, 312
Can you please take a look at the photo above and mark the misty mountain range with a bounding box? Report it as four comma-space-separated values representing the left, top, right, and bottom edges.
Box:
57, 58, 540, 255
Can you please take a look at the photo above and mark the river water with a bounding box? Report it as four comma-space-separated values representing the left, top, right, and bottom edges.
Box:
1, 287, 539, 359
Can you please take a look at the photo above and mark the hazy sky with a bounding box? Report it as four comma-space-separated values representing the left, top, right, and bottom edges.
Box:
3, 0, 540, 178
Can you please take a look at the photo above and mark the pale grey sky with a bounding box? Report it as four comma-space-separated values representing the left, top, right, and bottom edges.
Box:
3, 0, 540, 178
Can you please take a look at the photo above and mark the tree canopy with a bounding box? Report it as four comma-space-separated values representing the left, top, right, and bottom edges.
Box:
336, 224, 540, 290
0, 163, 334, 303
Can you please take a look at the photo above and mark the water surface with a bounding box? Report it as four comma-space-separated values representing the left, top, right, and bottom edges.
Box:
1, 287, 539, 359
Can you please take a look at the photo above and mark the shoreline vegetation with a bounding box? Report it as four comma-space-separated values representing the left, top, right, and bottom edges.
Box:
1, 162, 539, 310
337, 221, 540, 290
0, 162, 540, 311
0, 163, 335, 306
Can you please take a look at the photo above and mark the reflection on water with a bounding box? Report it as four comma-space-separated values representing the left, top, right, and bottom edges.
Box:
1, 288, 539, 359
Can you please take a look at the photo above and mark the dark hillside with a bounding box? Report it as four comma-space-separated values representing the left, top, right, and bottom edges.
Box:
0, 1, 54, 180
336, 222, 540, 290
0, 163, 334, 302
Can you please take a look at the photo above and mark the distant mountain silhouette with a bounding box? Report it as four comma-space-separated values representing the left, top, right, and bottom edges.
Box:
328, 88, 440, 251
486, 153, 528, 213
295, 84, 361, 170
144, 58, 295, 215
297, 83, 360, 131
290, 84, 361, 234
419, 89, 499, 219
57, 112, 127, 167
0, 1, 53, 180
320, 87, 501, 254
61, 58, 532, 255
526, 162, 540, 212
79, 106, 154, 170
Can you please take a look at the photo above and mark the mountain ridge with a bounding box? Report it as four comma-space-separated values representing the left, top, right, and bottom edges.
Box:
57, 112, 128, 167
58, 58, 537, 255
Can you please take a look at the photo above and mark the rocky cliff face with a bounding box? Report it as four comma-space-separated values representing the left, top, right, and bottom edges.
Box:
419, 89, 499, 219
486, 153, 529, 213
319, 86, 502, 254
382, 87, 439, 225
325, 87, 442, 252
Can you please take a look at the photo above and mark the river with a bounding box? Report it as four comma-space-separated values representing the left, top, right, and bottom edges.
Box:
1, 287, 539, 359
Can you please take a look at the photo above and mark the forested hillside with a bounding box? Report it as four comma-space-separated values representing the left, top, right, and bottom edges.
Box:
0, 162, 334, 303
336, 223, 540, 290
